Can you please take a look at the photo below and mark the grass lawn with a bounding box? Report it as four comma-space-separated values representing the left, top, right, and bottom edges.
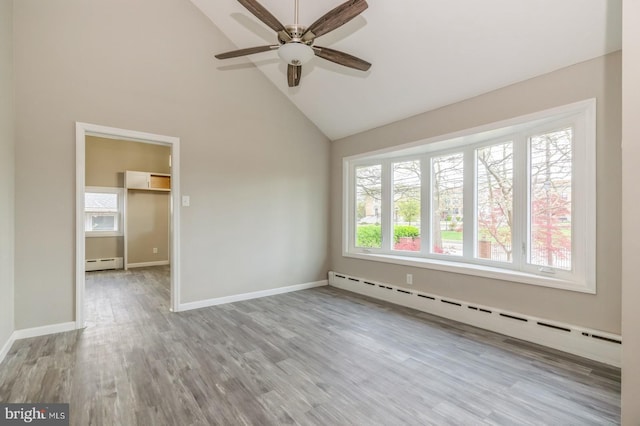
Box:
440, 230, 463, 241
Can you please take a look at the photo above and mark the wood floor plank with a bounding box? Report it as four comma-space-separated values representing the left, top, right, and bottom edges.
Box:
0, 266, 621, 425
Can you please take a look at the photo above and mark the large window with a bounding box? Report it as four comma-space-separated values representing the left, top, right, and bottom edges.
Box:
476, 142, 513, 263
431, 152, 464, 256
355, 164, 382, 248
529, 128, 573, 271
393, 160, 421, 252
344, 100, 596, 292
85, 187, 124, 237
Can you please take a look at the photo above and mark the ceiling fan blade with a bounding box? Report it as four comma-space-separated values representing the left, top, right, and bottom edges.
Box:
314, 46, 371, 71
237, 0, 286, 33
304, 0, 368, 39
287, 64, 302, 87
215, 45, 278, 59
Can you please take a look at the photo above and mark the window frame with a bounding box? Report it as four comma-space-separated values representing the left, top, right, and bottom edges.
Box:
84, 186, 124, 238
342, 99, 596, 293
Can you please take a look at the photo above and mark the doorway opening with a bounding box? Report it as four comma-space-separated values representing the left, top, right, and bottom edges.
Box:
75, 122, 181, 328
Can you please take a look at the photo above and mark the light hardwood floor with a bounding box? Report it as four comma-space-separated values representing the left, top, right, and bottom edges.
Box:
0, 267, 620, 425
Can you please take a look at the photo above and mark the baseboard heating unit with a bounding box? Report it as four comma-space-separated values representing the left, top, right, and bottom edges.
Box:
85, 257, 124, 272
328, 271, 621, 367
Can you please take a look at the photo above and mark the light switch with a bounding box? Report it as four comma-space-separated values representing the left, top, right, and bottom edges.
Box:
182, 196, 190, 207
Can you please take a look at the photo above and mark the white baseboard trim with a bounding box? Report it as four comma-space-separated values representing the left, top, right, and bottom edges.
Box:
0, 332, 15, 365
86, 257, 124, 272
127, 260, 169, 268
0, 321, 78, 365
12, 321, 78, 340
329, 271, 621, 367
178, 280, 328, 312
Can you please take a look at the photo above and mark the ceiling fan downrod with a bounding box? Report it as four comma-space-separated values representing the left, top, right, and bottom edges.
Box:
285, 0, 306, 41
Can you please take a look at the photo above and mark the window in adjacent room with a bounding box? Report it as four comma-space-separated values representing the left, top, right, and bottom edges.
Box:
85, 187, 124, 237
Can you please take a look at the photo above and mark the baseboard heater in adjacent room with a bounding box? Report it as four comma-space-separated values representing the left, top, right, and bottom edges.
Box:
328, 271, 622, 367
85, 257, 124, 272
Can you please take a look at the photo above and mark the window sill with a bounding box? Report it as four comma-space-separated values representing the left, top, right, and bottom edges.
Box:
85, 232, 123, 238
343, 251, 594, 294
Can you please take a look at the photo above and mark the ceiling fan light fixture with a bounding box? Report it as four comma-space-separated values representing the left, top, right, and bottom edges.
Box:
278, 42, 314, 66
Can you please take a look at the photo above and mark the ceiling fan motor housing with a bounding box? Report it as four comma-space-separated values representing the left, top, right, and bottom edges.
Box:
285, 25, 308, 41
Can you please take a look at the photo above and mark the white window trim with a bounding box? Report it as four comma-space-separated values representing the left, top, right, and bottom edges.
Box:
85, 186, 124, 238
342, 99, 596, 294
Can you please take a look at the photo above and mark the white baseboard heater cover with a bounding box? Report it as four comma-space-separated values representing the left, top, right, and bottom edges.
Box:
328, 271, 621, 367
85, 257, 123, 272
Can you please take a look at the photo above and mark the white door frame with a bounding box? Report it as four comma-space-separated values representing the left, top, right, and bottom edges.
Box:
75, 122, 181, 328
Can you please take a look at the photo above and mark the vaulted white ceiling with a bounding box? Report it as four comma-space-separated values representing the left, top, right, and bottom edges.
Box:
192, 0, 621, 140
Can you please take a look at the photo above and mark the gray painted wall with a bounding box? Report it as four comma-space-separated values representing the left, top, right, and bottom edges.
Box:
621, 0, 640, 422
13, 0, 330, 328
331, 52, 622, 334
0, 0, 15, 350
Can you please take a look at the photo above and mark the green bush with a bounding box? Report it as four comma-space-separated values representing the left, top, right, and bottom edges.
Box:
393, 225, 420, 242
356, 225, 382, 247
356, 225, 420, 247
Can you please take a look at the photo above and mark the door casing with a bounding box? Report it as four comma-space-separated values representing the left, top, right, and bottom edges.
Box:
75, 122, 181, 328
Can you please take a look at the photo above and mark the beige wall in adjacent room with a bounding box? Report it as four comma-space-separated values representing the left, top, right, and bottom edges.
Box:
85, 136, 171, 187
127, 190, 169, 264
621, 0, 640, 422
0, 0, 15, 347
331, 52, 622, 334
85, 136, 171, 261
13, 0, 330, 328
85, 237, 123, 260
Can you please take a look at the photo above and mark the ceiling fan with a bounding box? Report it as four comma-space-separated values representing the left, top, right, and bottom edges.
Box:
215, 0, 371, 87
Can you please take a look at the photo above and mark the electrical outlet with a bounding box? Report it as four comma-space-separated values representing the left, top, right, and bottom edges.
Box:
406, 274, 413, 285
153, 247, 158, 254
